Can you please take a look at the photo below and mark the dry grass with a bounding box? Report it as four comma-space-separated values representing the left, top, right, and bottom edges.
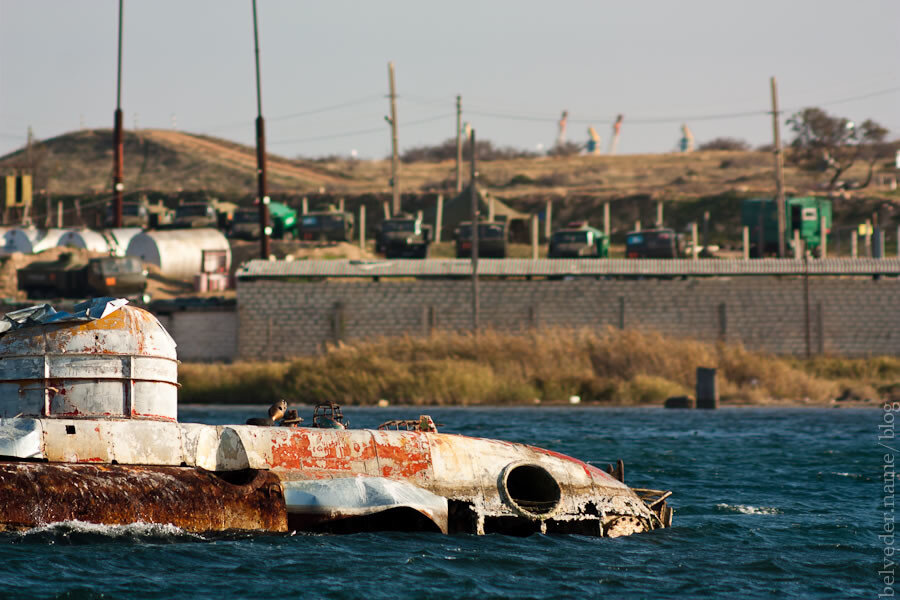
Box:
4, 129, 892, 200
177, 327, 878, 406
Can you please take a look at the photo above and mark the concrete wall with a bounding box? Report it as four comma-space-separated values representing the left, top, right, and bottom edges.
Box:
236, 278, 900, 359
156, 310, 237, 362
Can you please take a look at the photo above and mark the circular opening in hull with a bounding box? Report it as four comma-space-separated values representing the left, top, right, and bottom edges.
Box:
502, 464, 561, 517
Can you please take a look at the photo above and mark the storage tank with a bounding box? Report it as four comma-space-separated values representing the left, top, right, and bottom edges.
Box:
0, 301, 178, 421
58, 228, 111, 253
104, 227, 143, 256
2, 228, 67, 254
126, 228, 231, 279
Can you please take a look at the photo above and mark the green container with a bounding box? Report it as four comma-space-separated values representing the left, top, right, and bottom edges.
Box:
741, 196, 832, 253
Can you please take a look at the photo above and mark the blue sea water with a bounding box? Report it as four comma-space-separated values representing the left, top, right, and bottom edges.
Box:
0, 406, 879, 599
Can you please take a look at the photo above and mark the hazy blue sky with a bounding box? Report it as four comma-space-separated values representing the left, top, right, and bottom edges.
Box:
1, 0, 898, 160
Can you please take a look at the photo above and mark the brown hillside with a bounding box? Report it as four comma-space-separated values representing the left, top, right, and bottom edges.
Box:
0, 129, 896, 203
0, 129, 345, 195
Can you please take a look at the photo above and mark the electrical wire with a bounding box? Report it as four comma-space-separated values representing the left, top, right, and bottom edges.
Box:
197, 94, 384, 133
268, 113, 452, 145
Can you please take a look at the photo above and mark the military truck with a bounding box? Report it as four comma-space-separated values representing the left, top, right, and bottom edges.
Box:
375, 214, 431, 259
741, 196, 832, 256
173, 199, 238, 230
103, 198, 173, 229
231, 202, 298, 240
625, 228, 682, 258
297, 209, 354, 242
455, 221, 508, 258
549, 223, 609, 258
17, 254, 147, 299
104, 202, 148, 228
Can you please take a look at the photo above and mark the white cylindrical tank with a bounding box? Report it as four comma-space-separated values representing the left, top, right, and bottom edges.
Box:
3, 228, 67, 254
58, 229, 110, 253
104, 227, 143, 256
0, 304, 179, 421
126, 228, 231, 279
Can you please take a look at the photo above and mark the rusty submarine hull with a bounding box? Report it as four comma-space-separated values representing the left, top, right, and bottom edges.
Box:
0, 299, 672, 537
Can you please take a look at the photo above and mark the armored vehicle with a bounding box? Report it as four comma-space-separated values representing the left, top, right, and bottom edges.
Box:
231, 202, 298, 240
375, 214, 431, 259
104, 202, 149, 228
455, 221, 508, 258
17, 254, 147, 299
173, 200, 237, 230
549, 223, 609, 258
297, 210, 354, 242
625, 228, 681, 259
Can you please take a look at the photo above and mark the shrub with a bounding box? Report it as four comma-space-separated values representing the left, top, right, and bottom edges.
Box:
698, 137, 751, 151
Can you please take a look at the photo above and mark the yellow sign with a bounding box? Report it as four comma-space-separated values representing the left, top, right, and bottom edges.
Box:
857, 223, 873, 236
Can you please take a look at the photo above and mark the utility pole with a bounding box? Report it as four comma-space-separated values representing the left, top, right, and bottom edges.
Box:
470, 129, 479, 334
387, 62, 400, 215
771, 76, 786, 258
112, 0, 124, 228
252, 0, 270, 259
455, 95, 463, 193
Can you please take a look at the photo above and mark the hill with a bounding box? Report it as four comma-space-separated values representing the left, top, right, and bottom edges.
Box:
0, 128, 896, 207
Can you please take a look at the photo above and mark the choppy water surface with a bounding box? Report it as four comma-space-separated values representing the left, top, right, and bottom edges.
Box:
0, 406, 877, 599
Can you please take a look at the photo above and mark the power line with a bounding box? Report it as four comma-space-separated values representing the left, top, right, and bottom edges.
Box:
798, 85, 900, 109
269, 113, 452, 145
198, 94, 384, 133
464, 85, 900, 126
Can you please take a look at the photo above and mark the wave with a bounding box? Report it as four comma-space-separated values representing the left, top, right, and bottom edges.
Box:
11, 520, 204, 542
715, 504, 782, 515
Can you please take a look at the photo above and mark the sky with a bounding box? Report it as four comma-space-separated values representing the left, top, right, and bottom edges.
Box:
1, 0, 898, 160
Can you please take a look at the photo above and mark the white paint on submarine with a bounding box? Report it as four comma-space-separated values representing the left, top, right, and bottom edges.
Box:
0, 299, 673, 536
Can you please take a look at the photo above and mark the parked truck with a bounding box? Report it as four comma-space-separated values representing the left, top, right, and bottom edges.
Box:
17, 254, 147, 299
548, 223, 609, 258
230, 202, 298, 240
173, 199, 238, 231
741, 196, 832, 256
455, 221, 508, 258
297, 208, 354, 242
625, 228, 682, 258
103, 198, 173, 229
375, 213, 431, 259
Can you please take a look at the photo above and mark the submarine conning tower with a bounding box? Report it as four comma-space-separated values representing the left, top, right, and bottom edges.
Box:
0, 300, 178, 421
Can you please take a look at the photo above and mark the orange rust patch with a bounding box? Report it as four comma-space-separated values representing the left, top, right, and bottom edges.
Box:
374, 434, 430, 480
270, 431, 375, 472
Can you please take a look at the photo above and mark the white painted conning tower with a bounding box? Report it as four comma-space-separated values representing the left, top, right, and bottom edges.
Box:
126, 228, 231, 279
0, 304, 179, 421
58, 229, 110, 253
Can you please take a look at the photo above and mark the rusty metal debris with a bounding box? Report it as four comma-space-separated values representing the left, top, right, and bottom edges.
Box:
378, 415, 439, 433
312, 401, 348, 429
0, 300, 672, 538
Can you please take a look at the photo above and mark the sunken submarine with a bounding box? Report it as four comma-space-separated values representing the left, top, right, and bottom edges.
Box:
0, 299, 672, 537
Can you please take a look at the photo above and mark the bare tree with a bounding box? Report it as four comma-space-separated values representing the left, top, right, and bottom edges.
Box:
787, 107, 888, 191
